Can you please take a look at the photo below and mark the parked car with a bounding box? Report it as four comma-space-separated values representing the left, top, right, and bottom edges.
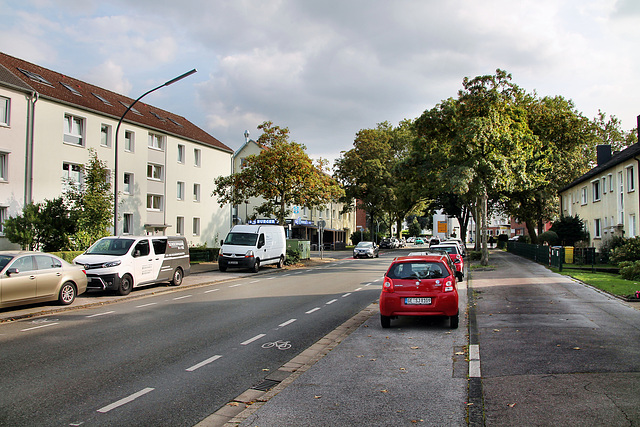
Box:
353, 241, 379, 258
380, 253, 461, 329
398, 238, 406, 248
414, 237, 425, 245
0, 251, 87, 309
429, 244, 465, 277
406, 237, 415, 243
379, 238, 393, 249
441, 239, 466, 256
429, 237, 441, 246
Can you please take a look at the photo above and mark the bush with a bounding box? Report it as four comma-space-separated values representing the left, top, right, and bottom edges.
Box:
50, 251, 84, 263
468, 250, 482, 261
619, 260, 640, 281
598, 235, 627, 264
538, 231, 559, 246
285, 248, 301, 265
496, 234, 509, 249
610, 237, 640, 264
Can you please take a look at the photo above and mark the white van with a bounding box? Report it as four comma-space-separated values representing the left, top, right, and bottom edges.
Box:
74, 236, 190, 295
218, 225, 286, 272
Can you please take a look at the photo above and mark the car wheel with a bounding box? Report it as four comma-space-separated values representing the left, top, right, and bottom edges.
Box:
58, 282, 77, 305
381, 315, 391, 328
277, 256, 284, 268
218, 264, 227, 272
170, 267, 183, 286
375, 252, 379, 258
251, 259, 260, 273
450, 312, 459, 329
118, 274, 133, 296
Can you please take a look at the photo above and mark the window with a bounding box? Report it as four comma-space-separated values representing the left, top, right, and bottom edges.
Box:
92, 93, 112, 106
60, 82, 82, 96
177, 181, 185, 200
0, 152, 7, 181
123, 213, 133, 234
627, 166, 635, 192
592, 180, 601, 202
123, 173, 133, 194
63, 114, 84, 146
147, 163, 164, 181
602, 177, 606, 194
608, 174, 613, 192
176, 217, 184, 235
178, 144, 185, 163
148, 133, 165, 151
594, 219, 601, 238
630, 214, 637, 238
0, 96, 9, 126
100, 124, 112, 147
581, 187, 587, 205
192, 217, 200, 236
124, 131, 134, 152
194, 148, 201, 167
152, 238, 167, 254
62, 163, 82, 189
0, 206, 6, 235
147, 194, 163, 211
193, 183, 200, 202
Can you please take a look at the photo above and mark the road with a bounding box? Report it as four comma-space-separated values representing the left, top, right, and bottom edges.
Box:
0, 255, 388, 426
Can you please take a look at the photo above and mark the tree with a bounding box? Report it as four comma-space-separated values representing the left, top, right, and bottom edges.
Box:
408, 217, 422, 237
4, 198, 76, 251
64, 149, 113, 249
415, 70, 536, 265
549, 214, 588, 246
213, 121, 343, 225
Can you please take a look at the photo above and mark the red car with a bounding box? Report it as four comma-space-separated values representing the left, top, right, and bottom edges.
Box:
379, 254, 462, 329
429, 244, 464, 277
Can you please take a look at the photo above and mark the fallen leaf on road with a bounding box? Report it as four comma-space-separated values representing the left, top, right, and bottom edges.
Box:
508, 403, 517, 408
357, 355, 364, 358
466, 402, 474, 406
262, 368, 270, 371
410, 346, 420, 349
493, 329, 500, 332
314, 395, 322, 399
381, 389, 388, 393
455, 351, 465, 355
573, 347, 581, 350
399, 367, 406, 371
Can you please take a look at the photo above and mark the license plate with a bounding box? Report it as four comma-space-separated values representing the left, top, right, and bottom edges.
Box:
405, 297, 431, 305
228, 261, 238, 265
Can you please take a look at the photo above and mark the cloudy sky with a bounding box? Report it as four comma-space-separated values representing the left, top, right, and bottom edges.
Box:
2, 0, 639, 164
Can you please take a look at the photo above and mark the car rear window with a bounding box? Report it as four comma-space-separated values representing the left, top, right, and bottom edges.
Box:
387, 261, 447, 280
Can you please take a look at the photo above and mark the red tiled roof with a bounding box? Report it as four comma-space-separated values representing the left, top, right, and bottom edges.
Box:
0, 51, 232, 153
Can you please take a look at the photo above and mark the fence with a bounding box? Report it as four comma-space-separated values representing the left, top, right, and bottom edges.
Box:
506, 242, 596, 272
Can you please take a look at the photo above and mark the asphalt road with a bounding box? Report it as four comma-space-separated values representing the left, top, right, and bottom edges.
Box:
471, 251, 640, 426
0, 255, 389, 426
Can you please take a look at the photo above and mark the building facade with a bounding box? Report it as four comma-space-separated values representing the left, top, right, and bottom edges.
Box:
0, 52, 233, 250
559, 144, 640, 250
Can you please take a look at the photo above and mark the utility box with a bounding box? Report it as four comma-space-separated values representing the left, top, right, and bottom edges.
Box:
287, 239, 311, 260
564, 246, 574, 264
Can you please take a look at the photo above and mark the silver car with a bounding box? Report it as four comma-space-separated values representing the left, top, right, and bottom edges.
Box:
0, 251, 88, 309
353, 241, 379, 259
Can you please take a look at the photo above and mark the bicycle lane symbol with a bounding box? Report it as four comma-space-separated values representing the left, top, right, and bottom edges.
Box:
261, 340, 292, 350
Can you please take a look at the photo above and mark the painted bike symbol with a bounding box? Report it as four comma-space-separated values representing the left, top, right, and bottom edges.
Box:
261, 340, 292, 350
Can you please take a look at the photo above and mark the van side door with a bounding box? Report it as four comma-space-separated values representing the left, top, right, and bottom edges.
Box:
257, 233, 267, 260
151, 238, 170, 281
132, 238, 154, 285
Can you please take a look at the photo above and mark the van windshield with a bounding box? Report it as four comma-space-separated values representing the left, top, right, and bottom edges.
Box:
224, 232, 258, 246
85, 238, 135, 256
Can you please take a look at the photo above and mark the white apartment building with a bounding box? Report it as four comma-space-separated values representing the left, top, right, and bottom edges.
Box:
0, 52, 233, 250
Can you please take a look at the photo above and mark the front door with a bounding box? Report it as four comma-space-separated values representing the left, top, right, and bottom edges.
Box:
133, 239, 155, 285
1, 255, 37, 304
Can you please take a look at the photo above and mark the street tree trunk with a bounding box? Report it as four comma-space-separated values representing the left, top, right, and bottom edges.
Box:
480, 189, 489, 266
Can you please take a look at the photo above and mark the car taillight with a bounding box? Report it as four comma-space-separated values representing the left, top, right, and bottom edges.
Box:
444, 279, 454, 292
382, 278, 394, 293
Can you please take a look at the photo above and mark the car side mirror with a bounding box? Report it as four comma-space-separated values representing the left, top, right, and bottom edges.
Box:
6, 268, 19, 276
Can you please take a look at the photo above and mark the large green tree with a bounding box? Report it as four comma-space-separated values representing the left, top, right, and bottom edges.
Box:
415, 69, 537, 264
213, 121, 343, 225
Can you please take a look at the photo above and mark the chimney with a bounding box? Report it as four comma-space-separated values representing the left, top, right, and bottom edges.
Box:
596, 144, 612, 166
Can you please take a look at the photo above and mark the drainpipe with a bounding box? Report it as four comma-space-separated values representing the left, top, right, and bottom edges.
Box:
24, 91, 38, 204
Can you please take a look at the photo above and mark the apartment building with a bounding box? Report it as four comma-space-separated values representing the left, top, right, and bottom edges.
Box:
559, 144, 640, 250
0, 52, 233, 250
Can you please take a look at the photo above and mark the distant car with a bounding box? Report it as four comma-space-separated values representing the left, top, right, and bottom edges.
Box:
441, 239, 466, 256
414, 238, 425, 245
397, 238, 406, 248
406, 237, 415, 243
380, 253, 461, 329
429, 244, 465, 277
0, 251, 87, 309
379, 238, 393, 249
353, 241, 379, 259
429, 237, 440, 247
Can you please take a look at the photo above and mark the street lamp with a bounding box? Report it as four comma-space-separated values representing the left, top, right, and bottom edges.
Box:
113, 68, 197, 235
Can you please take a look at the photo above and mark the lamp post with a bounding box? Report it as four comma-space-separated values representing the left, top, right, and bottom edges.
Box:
113, 68, 197, 235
